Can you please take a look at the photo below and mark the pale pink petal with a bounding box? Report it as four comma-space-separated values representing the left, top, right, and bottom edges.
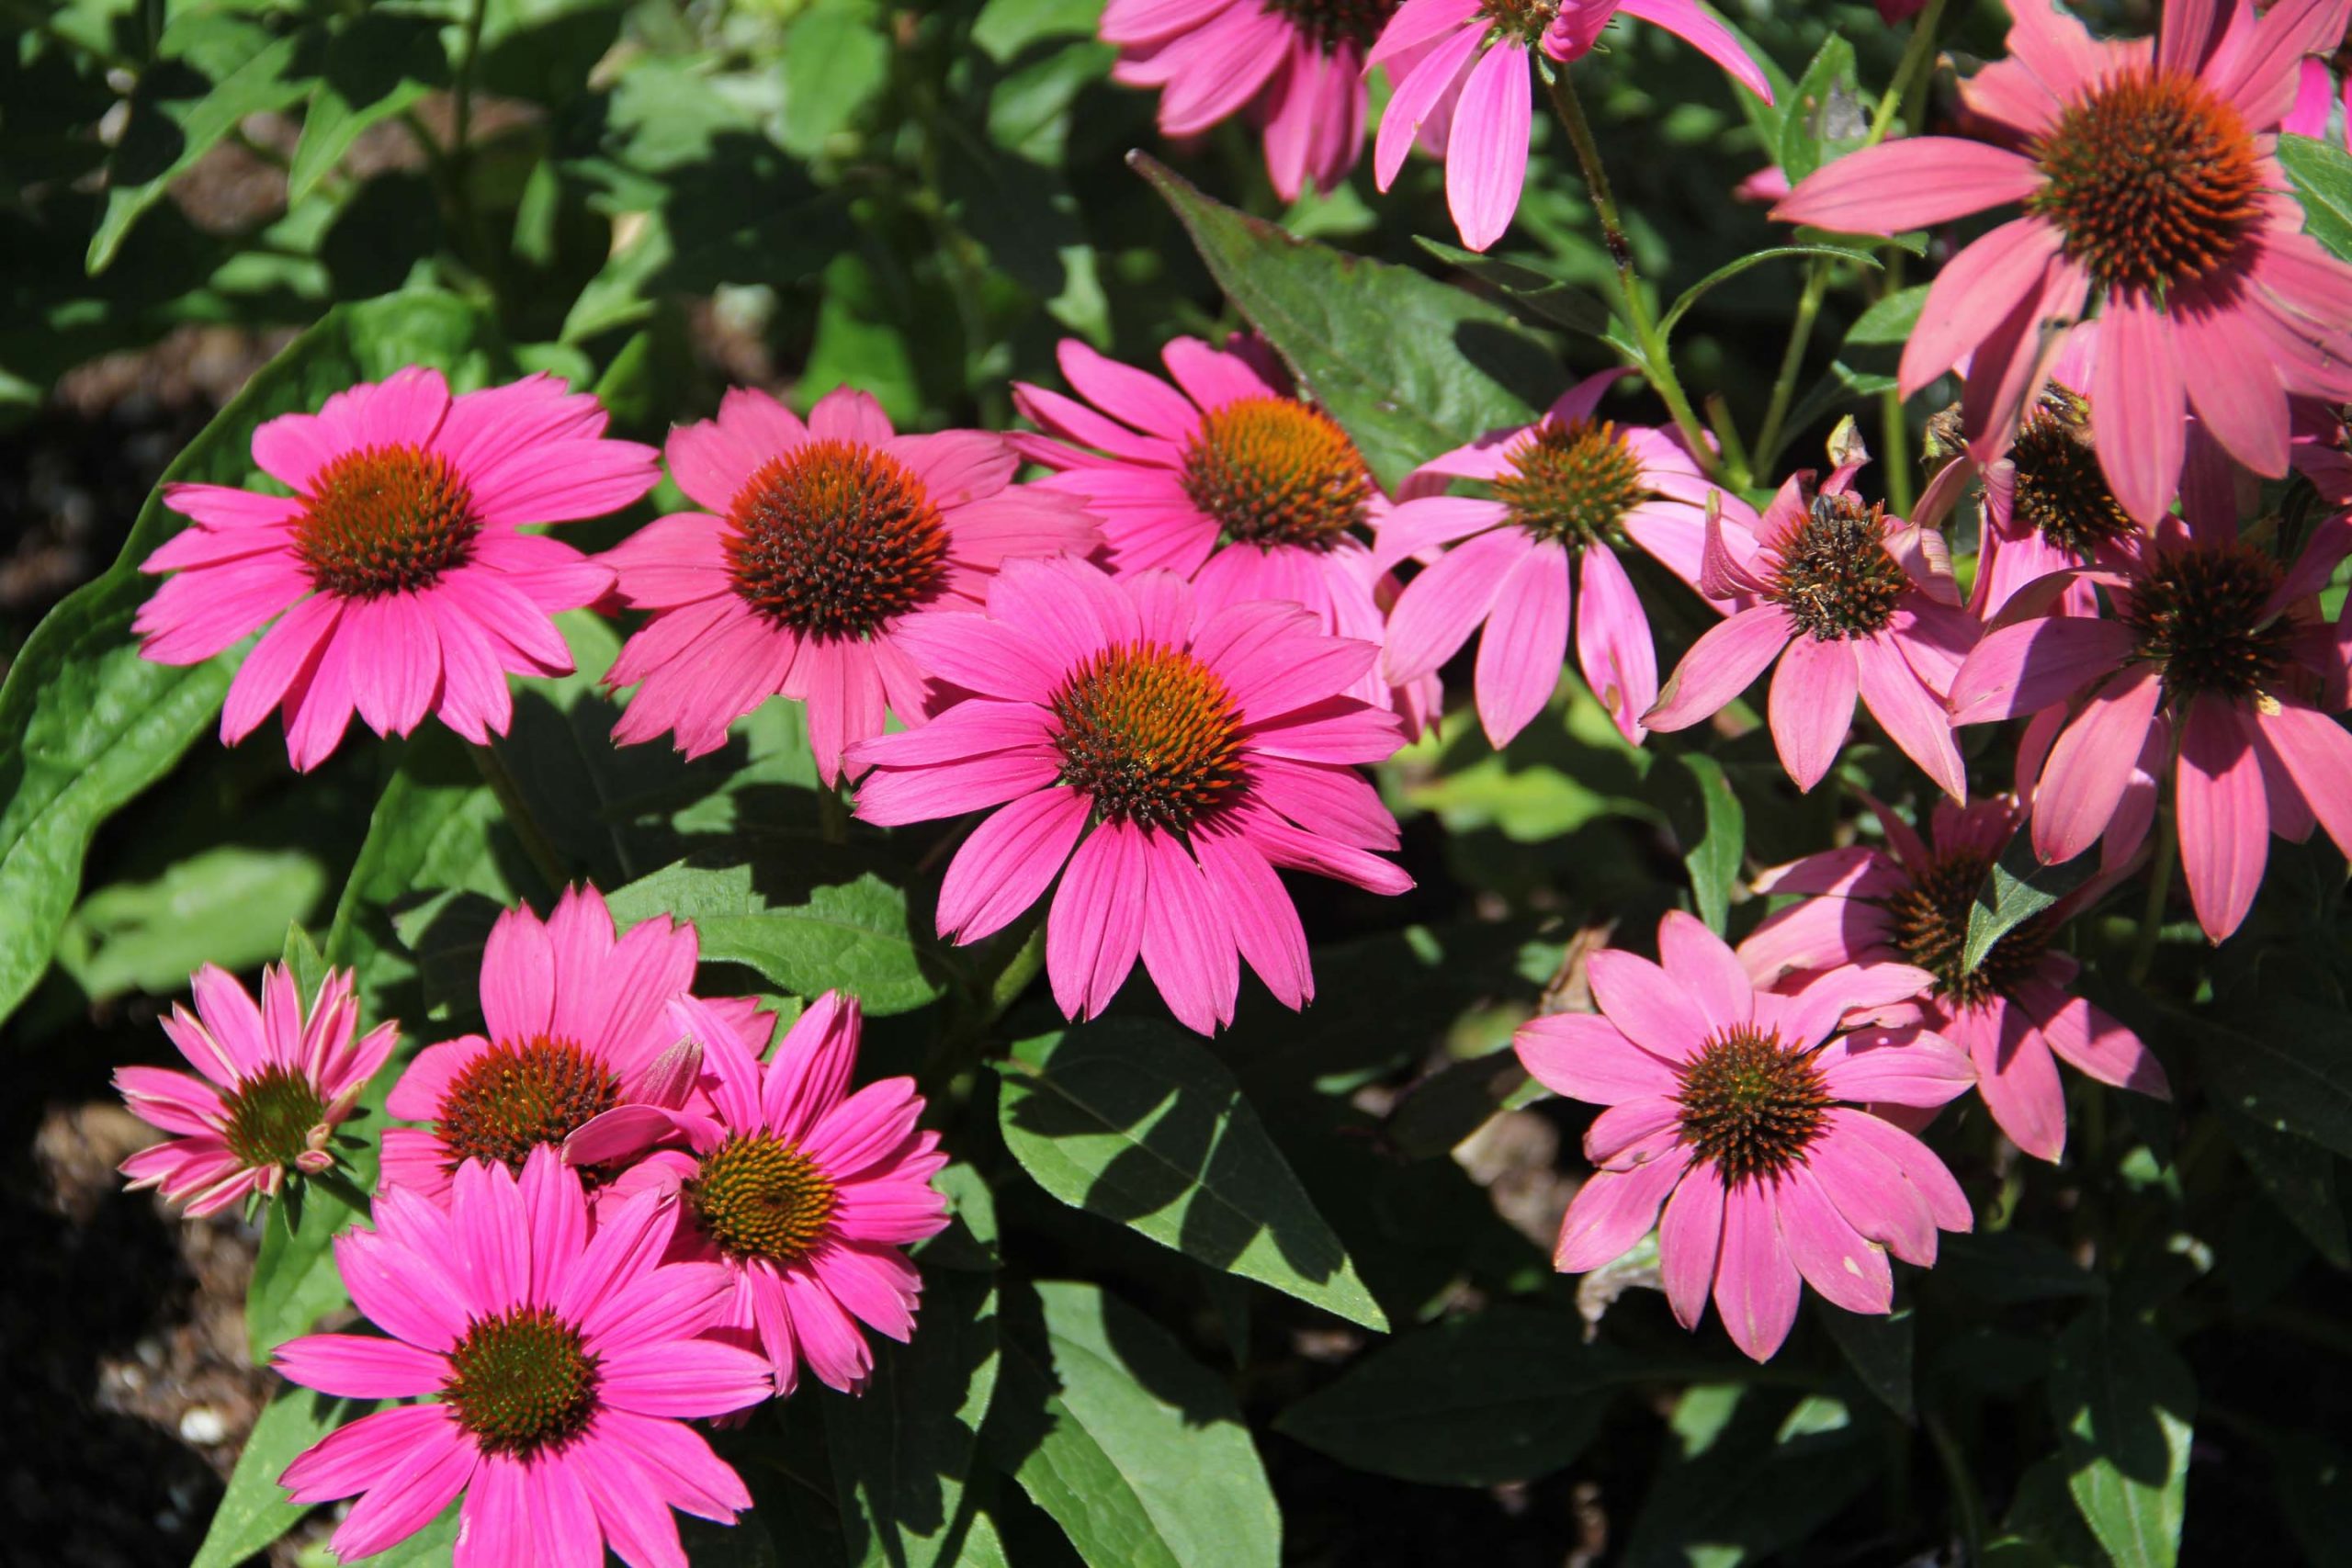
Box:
1770, 636, 1858, 793
1472, 538, 1570, 746
2177, 695, 2269, 942
2030, 668, 2164, 863
2091, 292, 2188, 525
1447, 40, 1532, 252
1646, 605, 1793, 730
1657, 1161, 1725, 1329
1776, 1164, 1894, 1315
1714, 1181, 1803, 1360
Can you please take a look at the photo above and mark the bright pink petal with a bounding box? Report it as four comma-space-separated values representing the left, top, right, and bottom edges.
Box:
1714, 1181, 1803, 1360
1554, 1146, 1692, 1271
1772, 140, 2041, 233
1514, 1013, 1679, 1104
1770, 636, 1858, 793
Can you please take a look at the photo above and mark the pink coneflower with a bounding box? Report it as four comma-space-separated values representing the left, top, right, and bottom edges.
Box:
115, 963, 397, 1216
848, 556, 1412, 1034
1013, 335, 1436, 733
274, 1150, 770, 1568
134, 368, 657, 772
1645, 460, 1978, 800
565, 992, 947, 1397
1103, 1, 1401, 200
1369, 0, 1770, 252
1773, 0, 2352, 525
2286, 54, 2350, 141
1949, 513, 2352, 942
1738, 795, 2169, 1162
381, 884, 746, 1202
1374, 369, 1757, 746
1513, 911, 1973, 1360
603, 386, 1099, 785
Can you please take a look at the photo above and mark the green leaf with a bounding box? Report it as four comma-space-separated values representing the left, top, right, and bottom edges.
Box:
2198, 997, 2352, 1160
999, 1019, 1387, 1331
189, 1389, 371, 1568
1275, 1304, 1623, 1485
1383, 1047, 1528, 1161
1675, 751, 1746, 936
247, 1176, 368, 1362
1626, 1385, 1882, 1568
288, 11, 447, 203
1136, 153, 1555, 490
1939, 1232, 2107, 1305
281, 921, 331, 998
985, 1280, 1280, 1568
2281, 133, 2352, 262
781, 0, 891, 152
829, 1266, 1001, 1568
1413, 237, 1616, 336
0, 292, 497, 1032
89, 14, 319, 272
1964, 829, 2097, 972
1815, 1300, 1915, 1421
1659, 245, 1877, 340
1771, 359, 1900, 458
604, 855, 953, 1016
1776, 35, 1862, 190
2048, 1308, 2194, 1568
54, 844, 329, 1002
2215, 1101, 2350, 1268
1847, 285, 1930, 346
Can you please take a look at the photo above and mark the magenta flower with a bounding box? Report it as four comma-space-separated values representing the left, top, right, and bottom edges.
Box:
382, 884, 752, 1202
1374, 369, 1757, 746
1949, 513, 2352, 942
134, 368, 656, 772
602, 386, 1098, 785
1102, 0, 1400, 200
566, 992, 947, 1397
849, 556, 1411, 1033
1514, 912, 1973, 1361
1738, 795, 2169, 1163
2286, 55, 2349, 141
275, 1150, 770, 1568
1013, 334, 1436, 733
1774, 0, 2352, 525
1645, 461, 1978, 800
1369, 0, 1770, 251
115, 963, 397, 1216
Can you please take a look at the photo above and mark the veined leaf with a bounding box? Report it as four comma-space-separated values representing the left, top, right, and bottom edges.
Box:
1000, 1019, 1387, 1331
2049, 1308, 2194, 1568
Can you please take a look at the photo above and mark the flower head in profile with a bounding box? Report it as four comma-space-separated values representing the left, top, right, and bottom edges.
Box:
566, 992, 948, 1397
603, 386, 1099, 784
1374, 369, 1756, 746
115, 963, 397, 1215
1014, 335, 1436, 732
1949, 507, 2352, 942
274, 1151, 770, 1568
1774, 0, 2352, 524
1369, 0, 1770, 251
135, 368, 658, 771
850, 556, 1412, 1034
1102, 0, 1400, 200
1645, 457, 1979, 799
1514, 912, 1973, 1360
382, 884, 752, 1202
1738, 795, 2169, 1162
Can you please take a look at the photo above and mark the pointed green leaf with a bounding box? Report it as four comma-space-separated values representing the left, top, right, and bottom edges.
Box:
1136, 153, 1555, 489
2049, 1308, 2194, 1568
1000, 1019, 1387, 1330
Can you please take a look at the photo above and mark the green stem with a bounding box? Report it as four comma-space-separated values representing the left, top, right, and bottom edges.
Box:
2128, 806, 2178, 987
1753, 262, 1832, 470
469, 740, 570, 895
1868, 0, 1950, 146
1878, 266, 1917, 514
1925, 1411, 1988, 1565
817, 782, 851, 845
307, 1167, 375, 1222
1540, 65, 1722, 479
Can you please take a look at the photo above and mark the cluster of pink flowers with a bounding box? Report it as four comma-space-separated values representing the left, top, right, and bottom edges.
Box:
114, 888, 946, 1566
116, 0, 2352, 1386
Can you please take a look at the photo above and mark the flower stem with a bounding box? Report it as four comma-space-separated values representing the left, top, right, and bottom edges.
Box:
308, 1167, 375, 1223
1753, 261, 1832, 470
1539, 64, 1722, 479
1925, 1410, 1988, 1563
2128, 807, 2179, 986
470, 740, 570, 895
